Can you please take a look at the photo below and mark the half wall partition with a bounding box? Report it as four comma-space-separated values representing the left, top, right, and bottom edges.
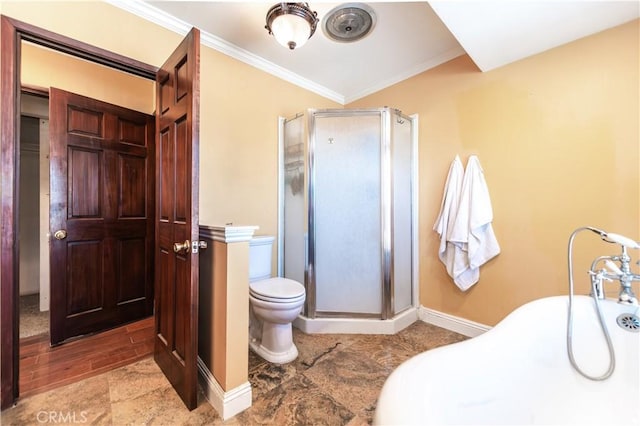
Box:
279, 108, 417, 333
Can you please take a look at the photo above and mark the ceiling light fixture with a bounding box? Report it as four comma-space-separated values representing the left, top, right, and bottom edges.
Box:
265, 3, 319, 50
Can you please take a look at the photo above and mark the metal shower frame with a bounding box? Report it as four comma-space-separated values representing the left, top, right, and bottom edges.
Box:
278, 107, 417, 321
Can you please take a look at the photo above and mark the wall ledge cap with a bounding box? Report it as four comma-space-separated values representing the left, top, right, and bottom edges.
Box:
199, 225, 259, 243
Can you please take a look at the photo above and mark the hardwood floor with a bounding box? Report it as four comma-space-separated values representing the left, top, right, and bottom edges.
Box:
19, 316, 154, 399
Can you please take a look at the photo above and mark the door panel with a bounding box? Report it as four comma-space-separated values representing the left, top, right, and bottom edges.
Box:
49, 88, 155, 345
68, 147, 102, 217
153, 27, 200, 411
117, 237, 146, 302
67, 240, 103, 315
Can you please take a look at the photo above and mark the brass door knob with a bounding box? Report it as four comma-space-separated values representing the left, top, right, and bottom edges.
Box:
53, 229, 67, 240
173, 240, 190, 254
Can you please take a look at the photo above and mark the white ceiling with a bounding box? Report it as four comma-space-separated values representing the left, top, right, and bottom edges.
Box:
107, 1, 639, 105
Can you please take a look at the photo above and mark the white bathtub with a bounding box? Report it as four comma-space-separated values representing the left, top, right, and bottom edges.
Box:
374, 295, 640, 425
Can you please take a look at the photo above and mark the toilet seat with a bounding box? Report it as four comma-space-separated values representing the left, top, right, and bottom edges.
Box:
250, 277, 305, 301
250, 292, 306, 304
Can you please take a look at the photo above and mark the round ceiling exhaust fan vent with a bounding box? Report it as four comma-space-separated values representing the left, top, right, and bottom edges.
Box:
322, 3, 376, 43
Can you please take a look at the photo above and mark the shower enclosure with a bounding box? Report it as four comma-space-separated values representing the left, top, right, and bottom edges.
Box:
279, 108, 417, 332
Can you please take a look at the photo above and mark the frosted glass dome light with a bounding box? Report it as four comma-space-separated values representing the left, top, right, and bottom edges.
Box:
265, 3, 318, 50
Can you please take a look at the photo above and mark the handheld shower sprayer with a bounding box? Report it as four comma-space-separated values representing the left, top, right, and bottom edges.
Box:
602, 233, 640, 249
583, 226, 640, 249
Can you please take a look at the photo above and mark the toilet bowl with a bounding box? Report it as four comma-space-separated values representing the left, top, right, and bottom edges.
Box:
249, 236, 305, 364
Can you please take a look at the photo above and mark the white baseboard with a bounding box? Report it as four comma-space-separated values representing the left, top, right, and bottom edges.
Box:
293, 307, 418, 335
419, 306, 491, 337
197, 357, 252, 420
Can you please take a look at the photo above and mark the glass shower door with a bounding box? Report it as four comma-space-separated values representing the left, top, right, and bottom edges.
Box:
392, 111, 413, 314
310, 112, 383, 316
282, 115, 306, 286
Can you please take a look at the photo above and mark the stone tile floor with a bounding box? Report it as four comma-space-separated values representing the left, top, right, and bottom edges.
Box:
2, 321, 467, 425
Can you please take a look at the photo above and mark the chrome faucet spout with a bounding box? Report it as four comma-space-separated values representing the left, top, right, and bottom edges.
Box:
618, 286, 638, 305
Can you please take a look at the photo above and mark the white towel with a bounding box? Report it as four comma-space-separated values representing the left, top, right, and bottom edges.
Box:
433, 156, 466, 282
449, 155, 500, 291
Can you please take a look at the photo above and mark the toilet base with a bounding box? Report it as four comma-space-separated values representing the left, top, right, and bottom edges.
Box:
249, 338, 299, 364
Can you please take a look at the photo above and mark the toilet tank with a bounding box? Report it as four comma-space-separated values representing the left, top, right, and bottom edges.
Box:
249, 236, 275, 282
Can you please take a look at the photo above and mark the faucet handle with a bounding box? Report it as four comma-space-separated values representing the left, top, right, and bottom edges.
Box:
590, 269, 613, 282
604, 260, 623, 275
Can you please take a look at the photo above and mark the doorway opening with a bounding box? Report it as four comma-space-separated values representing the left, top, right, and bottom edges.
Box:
3, 15, 202, 412
17, 44, 157, 396
1, 15, 160, 409
19, 91, 49, 340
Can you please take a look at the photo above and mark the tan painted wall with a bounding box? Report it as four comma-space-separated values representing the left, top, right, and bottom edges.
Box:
2, 1, 340, 241
348, 19, 640, 325
21, 42, 154, 113
224, 242, 250, 389
4, 2, 637, 330
1, 1, 337, 396
198, 237, 250, 390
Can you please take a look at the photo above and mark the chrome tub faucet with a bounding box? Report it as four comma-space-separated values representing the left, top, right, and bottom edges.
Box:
590, 233, 640, 305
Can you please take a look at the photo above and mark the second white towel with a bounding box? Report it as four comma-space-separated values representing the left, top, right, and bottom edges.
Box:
434, 155, 500, 291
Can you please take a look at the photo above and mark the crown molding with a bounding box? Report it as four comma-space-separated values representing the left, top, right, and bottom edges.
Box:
104, 0, 345, 104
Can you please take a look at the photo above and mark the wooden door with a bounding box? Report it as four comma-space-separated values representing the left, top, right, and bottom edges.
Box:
49, 88, 155, 345
154, 28, 200, 410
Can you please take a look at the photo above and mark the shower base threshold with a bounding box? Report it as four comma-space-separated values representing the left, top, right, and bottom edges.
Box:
293, 307, 418, 335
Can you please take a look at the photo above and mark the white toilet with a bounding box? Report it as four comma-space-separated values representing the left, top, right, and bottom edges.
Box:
249, 236, 305, 364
